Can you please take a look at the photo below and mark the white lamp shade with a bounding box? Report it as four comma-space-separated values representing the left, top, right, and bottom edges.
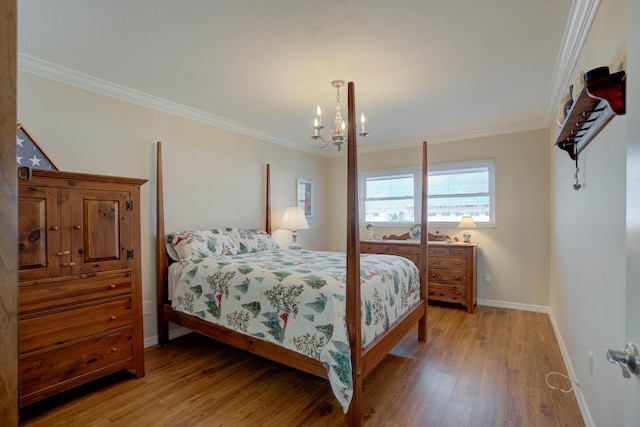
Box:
457, 215, 477, 229
281, 206, 309, 230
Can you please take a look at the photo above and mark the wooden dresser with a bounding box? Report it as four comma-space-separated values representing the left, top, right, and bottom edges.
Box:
17, 169, 147, 406
361, 240, 477, 313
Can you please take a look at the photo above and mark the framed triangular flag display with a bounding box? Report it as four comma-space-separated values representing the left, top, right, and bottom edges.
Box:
16, 123, 59, 171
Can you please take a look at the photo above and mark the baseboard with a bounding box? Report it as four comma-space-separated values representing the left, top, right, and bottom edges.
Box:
143, 326, 192, 348
547, 309, 595, 427
476, 298, 549, 313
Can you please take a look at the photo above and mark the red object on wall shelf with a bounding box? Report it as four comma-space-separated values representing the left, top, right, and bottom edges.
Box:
555, 70, 626, 161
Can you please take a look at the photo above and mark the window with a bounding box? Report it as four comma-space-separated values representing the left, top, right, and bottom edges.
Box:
359, 160, 495, 226
361, 172, 417, 223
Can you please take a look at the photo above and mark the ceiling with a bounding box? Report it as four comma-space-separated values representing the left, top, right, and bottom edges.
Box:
17, 0, 576, 157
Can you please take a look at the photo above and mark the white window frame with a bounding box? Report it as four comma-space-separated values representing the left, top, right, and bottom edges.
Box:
359, 159, 495, 227
359, 168, 421, 226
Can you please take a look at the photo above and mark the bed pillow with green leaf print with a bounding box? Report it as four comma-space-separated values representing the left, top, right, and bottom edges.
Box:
168, 229, 238, 261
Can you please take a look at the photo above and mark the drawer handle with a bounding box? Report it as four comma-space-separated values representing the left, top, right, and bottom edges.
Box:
455, 275, 462, 280
50, 226, 59, 231
431, 273, 436, 278
56, 250, 70, 256
110, 315, 117, 320
111, 347, 117, 352
62, 262, 76, 267
456, 261, 460, 265
109, 283, 117, 289
73, 225, 81, 230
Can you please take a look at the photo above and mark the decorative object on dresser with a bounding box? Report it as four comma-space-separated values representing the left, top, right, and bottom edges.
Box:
280, 206, 309, 249
17, 169, 147, 407
16, 124, 58, 171
457, 215, 477, 243
361, 240, 477, 313
382, 230, 450, 242
366, 223, 375, 240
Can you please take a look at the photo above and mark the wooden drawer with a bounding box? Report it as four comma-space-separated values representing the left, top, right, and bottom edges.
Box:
429, 256, 466, 270
428, 284, 466, 303
429, 268, 466, 286
395, 244, 420, 255
428, 246, 466, 257
360, 242, 420, 267
360, 242, 394, 254
19, 298, 133, 354
20, 332, 134, 406
19, 272, 131, 314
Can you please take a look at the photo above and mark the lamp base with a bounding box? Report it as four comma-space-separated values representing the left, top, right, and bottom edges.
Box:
463, 230, 471, 243
290, 230, 301, 249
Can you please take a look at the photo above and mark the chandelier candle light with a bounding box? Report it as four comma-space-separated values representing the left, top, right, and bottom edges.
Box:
312, 79, 369, 152
281, 206, 309, 249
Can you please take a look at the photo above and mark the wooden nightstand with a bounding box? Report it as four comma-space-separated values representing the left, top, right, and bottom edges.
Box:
361, 240, 477, 313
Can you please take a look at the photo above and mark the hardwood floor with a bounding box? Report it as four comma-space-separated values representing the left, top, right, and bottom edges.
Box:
19, 304, 584, 426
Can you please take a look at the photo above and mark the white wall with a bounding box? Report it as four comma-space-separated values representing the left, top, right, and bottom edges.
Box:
326, 129, 551, 307
17, 72, 328, 341
549, 0, 629, 425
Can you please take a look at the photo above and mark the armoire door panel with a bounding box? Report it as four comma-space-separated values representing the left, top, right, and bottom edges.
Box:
71, 190, 129, 274
17, 186, 61, 281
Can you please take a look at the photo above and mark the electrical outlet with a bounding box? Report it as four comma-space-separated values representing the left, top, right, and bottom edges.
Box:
143, 300, 151, 315
588, 350, 593, 375
484, 273, 492, 283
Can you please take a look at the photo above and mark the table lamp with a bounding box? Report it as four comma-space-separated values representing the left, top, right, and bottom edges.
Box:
457, 215, 476, 243
281, 206, 309, 249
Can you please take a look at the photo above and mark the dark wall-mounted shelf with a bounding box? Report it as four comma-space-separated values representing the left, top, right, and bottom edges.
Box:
555, 70, 626, 160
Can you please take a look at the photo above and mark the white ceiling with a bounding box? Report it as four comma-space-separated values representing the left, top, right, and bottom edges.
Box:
17, 0, 577, 156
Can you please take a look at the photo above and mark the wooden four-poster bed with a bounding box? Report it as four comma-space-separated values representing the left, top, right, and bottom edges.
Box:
156, 82, 428, 426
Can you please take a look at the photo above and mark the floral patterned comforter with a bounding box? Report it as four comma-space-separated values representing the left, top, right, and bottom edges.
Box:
171, 249, 420, 412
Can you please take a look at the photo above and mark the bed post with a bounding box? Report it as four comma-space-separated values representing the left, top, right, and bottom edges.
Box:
265, 163, 271, 234
156, 141, 169, 346
345, 81, 362, 426
419, 141, 428, 341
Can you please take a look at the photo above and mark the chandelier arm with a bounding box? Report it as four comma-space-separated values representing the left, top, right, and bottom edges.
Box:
312, 135, 330, 148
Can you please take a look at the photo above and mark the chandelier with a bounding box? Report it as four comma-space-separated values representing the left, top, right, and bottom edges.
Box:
311, 79, 369, 152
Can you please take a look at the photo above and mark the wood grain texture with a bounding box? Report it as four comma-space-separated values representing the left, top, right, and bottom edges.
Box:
0, 0, 18, 424
345, 81, 363, 425
19, 305, 584, 427
18, 172, 146, 406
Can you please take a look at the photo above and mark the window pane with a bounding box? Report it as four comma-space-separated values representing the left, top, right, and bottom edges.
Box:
366, 175, 413, 199
365, 199, 414, 223
427, 196, 490, 223
429, 169, 488, 196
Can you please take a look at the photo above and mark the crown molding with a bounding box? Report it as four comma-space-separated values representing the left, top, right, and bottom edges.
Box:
17, 53, 321, 155
20, 0, 597, 159
544, 0, 601, 126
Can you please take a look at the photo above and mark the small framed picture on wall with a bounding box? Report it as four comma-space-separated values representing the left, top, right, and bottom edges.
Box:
297, 178, 314, 218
